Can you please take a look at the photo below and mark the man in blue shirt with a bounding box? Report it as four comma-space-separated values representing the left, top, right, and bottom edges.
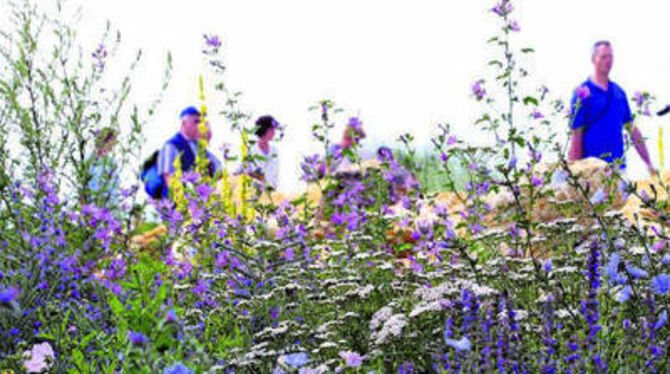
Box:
568, 41, 655, 176
157, 107, 222, 186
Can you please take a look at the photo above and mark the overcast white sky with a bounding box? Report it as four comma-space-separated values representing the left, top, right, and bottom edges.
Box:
26, 1, 670, 190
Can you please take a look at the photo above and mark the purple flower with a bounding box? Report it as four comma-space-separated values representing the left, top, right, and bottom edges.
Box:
348, 117, 362, 129
626, 264, 648, 279
165, 309, 178, 323
445, 336, 472, 351
509, 20, 520, 32
633, 91, 645, 107
128, 331, 148, 346
331, 211, 346, 225
164, 362, 194, 374
651, 274, 670, 295
397, 362, 415, 374
92, 43, 108, 70
576, 85, 590, 100
472, 81, 486, 100
282, 352, 308, 368
531, 175, 543, 187
491, 1, 513, 16
205, 35, 222, 48
589, 188, 606, 205
339, 351, 363, 367
532, 110, 544, 119
0, 287, 19, 304
543, 259, 553, 273
654, 310, 667, 330
181, 171, 201, 184
284, 248, 295, 261
616, 285, 632, 303
605, 252, 621, 280
195, 183, 216, 201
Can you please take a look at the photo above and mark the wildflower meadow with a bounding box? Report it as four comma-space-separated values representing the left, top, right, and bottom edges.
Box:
0, 0, 669, 373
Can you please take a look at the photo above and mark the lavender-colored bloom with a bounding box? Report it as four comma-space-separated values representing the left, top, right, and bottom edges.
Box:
651, 274, 670, 295
605, 252, 621, 286
616, 286, 632, 303
195, 183, 216, 201
164, 362, 194, 374
662, 254, 670, 266
551, 169, 568, 186
531, 175, 543, 187
397, 362, 415, 374
348, 117, 362, 129
589, 188, 606, 205
654, 310, 667, 330
92, 43, 108, 70
633, 91, 645, 107
0, 287, 19, 304
576, 85, 590, 100
626, 264, 649, 279
165, 309, 178, 323
128, 331, 148, 346
491, 1, 513, 16
283, 352, 309, 368
339, 351, 363, 367
205, 35, 222, 48
532, 110, 544, 119
284, 248, 295, 261
472, 81, 486, 100
509, 20, 520, 32
445, 336, 472, 351
543, 259, 553, 273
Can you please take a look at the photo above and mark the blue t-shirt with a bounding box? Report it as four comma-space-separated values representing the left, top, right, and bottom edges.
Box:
570, 79, 632, 167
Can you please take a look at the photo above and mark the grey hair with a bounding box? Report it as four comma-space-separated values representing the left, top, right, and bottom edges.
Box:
592, 40, 612, 58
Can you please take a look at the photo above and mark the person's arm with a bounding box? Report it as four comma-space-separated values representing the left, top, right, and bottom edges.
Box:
568, 128, 584, 162
567, 86, 588, 162
630, 124, 657, 175
157, 143, 177, 188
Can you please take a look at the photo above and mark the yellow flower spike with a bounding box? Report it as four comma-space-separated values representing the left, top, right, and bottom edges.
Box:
199, 75, 205, 101
170, 156, 186, 211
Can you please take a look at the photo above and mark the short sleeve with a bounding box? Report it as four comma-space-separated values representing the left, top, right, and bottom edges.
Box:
570, 90, 586, 130
157, 143, 177, 175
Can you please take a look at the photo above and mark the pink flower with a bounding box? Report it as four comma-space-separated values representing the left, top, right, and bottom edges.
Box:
24, 342, 55, 373
576, 85, 590, 100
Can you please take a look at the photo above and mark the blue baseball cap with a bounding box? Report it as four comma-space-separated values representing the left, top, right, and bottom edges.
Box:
180, 106, 201, 118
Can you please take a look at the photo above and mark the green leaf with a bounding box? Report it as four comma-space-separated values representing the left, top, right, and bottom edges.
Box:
523, 96, 539, 106
72, 349, 85, 370
109, 295, 124, 318
521, 48, 535, 53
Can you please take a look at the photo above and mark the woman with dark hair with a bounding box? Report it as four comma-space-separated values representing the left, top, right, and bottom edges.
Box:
249, 115, 280, 189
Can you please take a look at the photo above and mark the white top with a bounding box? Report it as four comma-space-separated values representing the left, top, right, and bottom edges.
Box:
250, 143, 279, 189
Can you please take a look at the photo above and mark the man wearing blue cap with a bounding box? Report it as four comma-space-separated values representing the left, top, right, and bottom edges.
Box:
156, 106, 221, 188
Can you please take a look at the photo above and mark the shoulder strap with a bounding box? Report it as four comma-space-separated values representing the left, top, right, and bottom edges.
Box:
168, 133, 196, 170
